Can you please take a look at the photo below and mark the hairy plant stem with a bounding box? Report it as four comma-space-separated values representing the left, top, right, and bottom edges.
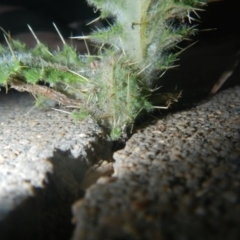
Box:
0, 0, 206, 139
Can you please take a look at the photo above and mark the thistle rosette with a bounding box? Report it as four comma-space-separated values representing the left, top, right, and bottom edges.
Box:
0, 0, 206, 139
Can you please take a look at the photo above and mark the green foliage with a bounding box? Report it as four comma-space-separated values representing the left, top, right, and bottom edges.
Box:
110, 127, 122, 140
0, 0, 206, 139
72, 110, 90, 121
87, 0, 205, 82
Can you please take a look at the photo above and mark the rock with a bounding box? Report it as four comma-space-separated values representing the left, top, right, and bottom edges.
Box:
0, 90, 111, 240
71, 86, 240, 240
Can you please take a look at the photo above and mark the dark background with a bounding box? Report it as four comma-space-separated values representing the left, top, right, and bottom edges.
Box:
0, 0, 98, 42
0, 0, 240, 39
0, 0, 96, 24
0, 0, 240, 97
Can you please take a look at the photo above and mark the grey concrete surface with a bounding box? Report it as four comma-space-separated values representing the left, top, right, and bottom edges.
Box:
0, 90, 111, 239
72, 86, 240, 240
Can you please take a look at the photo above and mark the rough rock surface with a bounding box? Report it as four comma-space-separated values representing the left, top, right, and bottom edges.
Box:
0, 90, 111, 240
72, 86, 240, 240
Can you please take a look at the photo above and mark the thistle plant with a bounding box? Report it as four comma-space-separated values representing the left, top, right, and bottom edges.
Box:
0, 0, 205, 139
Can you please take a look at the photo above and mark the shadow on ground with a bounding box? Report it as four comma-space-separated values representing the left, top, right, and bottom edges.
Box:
0, 149, 87, 240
